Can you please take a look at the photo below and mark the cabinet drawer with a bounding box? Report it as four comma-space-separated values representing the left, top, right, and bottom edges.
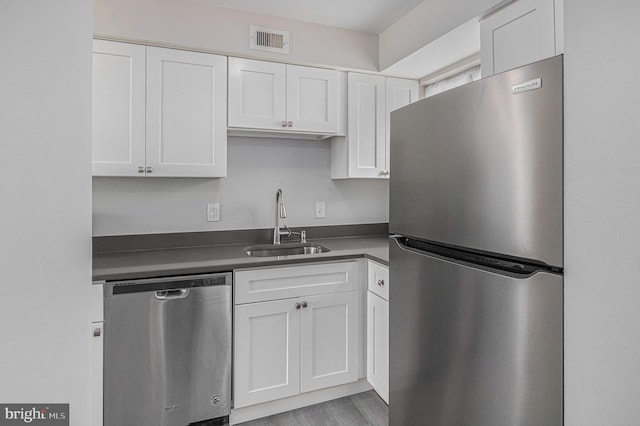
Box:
367, 261, 389, 301
235, 261, 359, 304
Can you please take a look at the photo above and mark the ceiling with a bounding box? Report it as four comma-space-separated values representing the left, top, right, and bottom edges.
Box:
194, 0, 425, 34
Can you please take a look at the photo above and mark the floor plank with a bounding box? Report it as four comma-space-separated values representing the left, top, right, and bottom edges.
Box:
236, 391, 388, 426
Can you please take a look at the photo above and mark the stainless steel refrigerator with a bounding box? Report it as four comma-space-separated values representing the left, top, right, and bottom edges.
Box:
389, 55, 563, 426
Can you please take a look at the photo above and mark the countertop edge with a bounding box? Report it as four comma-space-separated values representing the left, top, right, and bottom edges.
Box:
93, 236, 389, 282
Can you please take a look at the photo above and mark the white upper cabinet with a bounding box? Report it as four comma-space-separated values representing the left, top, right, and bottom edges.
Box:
228, 57, 338, 136
384, 77, 419, 176
92, 40, 228, 177
286, 65, 338, 133
92, 40, 146, 176
480, 0, 562, 76
347, 73, 386, 178
331, 74, 418, 179
146, 47, 227, 177
228, 58, 287, 131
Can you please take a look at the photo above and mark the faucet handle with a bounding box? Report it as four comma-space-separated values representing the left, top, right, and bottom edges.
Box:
300, 230, 306, 243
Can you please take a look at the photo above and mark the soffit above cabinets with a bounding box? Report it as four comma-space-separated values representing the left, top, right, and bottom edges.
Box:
191, 0, 424, 34
381, 18, 480, 81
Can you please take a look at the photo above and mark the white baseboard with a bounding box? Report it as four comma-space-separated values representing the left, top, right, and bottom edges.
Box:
229, 379, 373, 425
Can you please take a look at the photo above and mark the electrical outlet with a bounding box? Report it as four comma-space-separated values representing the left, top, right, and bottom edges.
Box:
207, 203, 220, 222
315, 201, 326, 219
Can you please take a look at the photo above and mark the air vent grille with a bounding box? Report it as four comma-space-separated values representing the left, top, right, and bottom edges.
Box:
250, 26, 290, 54
257, 31, 284, 49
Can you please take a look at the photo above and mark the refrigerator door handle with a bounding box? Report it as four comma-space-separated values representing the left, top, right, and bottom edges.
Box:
391, 235, 561, 277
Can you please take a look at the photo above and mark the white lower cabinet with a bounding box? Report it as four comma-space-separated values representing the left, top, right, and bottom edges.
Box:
300, 292, 359, 393
90, 282, 104, 426
91, 321, 104, 426
366, 261, 389, 403
234, 298, 301, 407
367, 292, 389, 404
234, 262, 360, 409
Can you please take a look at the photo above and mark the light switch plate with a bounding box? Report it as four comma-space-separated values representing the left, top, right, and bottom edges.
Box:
315, 201, 326, 219
207, 203, 220, 222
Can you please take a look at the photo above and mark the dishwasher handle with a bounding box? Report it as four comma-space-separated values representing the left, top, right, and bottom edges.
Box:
155, 289, 190, 300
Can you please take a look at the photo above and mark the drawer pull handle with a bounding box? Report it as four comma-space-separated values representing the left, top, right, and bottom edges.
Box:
377, 279, 385, 287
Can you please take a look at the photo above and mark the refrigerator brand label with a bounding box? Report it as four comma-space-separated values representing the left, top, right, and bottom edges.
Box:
512, 78, 542, 94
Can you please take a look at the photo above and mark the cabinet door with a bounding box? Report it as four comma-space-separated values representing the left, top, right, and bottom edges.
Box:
385, 78, 419, 176
145, 47, 227, 177
367, 291, 389, 404
367, 261, 389, 301
300, 291, 359, 393
90, 321, 104, 426
480, 0, 556, 76
286, 65, 337, 134
347, 73, 386, 178
92, 40, 146, 176
234, 299, 301, 408
228, 58, 287, 131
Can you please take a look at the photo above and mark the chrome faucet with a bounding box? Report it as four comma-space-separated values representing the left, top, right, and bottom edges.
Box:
273, 189, 290, 244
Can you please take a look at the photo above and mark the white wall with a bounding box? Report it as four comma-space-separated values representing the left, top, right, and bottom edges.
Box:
94, 0, 379, 72
564, 0, 640, 424
0, 1, 93, 424
92, 0, 388, 237
93, 137, 389, 236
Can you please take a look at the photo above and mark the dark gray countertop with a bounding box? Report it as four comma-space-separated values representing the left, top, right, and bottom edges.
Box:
93, 235, 389, 282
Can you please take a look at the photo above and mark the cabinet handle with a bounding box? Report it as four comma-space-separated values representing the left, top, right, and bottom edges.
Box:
377, 279, 385, 287
146, 166, 152, 174
93, 327, 102, 337
295, 302, 301, 309
301, 301, 308, 308
287, 121, 293, 128
281, 121, 288, 128
138, 166, 145, 174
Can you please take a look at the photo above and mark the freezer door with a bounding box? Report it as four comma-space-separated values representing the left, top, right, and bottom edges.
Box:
389, 237, 562, 426
389, 55, 563, 267
104, 284, 232, 426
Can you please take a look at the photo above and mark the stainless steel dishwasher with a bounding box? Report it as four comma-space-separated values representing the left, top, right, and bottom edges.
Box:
104, 272, 232, 426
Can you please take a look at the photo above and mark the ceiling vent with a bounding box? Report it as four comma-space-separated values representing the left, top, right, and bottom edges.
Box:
250, 26, 290, 54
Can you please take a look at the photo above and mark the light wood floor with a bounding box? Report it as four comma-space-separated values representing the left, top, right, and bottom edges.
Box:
236, 391, 388, 426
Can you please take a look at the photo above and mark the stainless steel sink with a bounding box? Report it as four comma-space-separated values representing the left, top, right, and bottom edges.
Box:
245, 243, 330, 257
